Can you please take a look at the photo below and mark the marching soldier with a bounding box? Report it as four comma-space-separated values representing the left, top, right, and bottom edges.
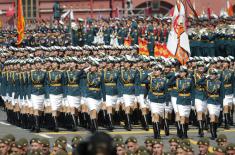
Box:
64, 57, 85, 131
28, 57, 47, 133
85, 58, 105, 132
164, 62, 174, 136
198, 68, 224, 140
135, 56, 151, 131
46, 58, 66, 132
119, 56, 138, 131
173, 66, 194, 139
221, 57, 234, 129
193, 61, 207, 137
102, 56, 120, 130
147, 64, 167, 139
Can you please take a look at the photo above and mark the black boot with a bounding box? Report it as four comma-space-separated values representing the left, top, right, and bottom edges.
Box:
218, 111, 223, 126
230, 110, 234, 126
114, 111, 121, 125
53, 116, 59, 132
91, 119, 98, 132
204, 114, 209, 130
198, 120, 204, 137
153, 122, 161, 139
181, 124, 188, 139
164, 119, 170, 136
224, 113, 230, 129
30, 115, 35, 132
176, 121, 182, 138
210, 122, 216, 140
107, 113, 114, 131
125, 114, 132, 131
71, 114, 77, 131
132, 109, 139, 125
141, 115, 149, 131
35, 116, 40, 133
102, 110, 107, 127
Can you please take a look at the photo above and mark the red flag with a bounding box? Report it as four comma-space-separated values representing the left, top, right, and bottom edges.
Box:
154, 43, 174, 58
124, 37, 131, 47
207, 8, 211, 19
227, 0, 234, 16
16, 0, 25, 45
138, 38, 149, 56
6, 3, 15, 17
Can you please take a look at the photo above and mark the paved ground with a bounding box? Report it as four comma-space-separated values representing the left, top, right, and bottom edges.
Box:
1, 108, 235, 153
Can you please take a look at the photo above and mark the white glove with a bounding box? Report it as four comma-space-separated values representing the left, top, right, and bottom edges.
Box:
84, 67, 91, 72
205, 74, 210, 79
175, 72, 179, 77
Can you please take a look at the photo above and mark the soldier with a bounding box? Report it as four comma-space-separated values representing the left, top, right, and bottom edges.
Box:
64, 57, 85, 131
0, 138, 11, 155
119, 55, 138, 131
147, 64, 167, 138
197, 137, 210, 155
29, 138, 42, 152
28, 57, 47, 133
77, 18, 85, 47
152, 139, 164, 155
174, 66, 194, 139
11, 140, 25, 155
193, 61, 207, 137
135, 56, 151, 131
40, 138, 50, 155
144, 137, 153, 153
114, 141, 126, 155
226, 143, 235, 155
102, 56, 120, 130
46, 58, 66, 132
198, 69, 224, 140
71, 136, 83, 153
221, 57, 234, 129
216, 134, 228, 147
85, 58, 105, 132
125, 137, 139, 153
213, 146, 226, 155
168, 137, 180, 154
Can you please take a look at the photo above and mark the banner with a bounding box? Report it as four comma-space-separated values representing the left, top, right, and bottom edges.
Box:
227, 0, 234, 16
167, 0, 190, 65
138, 38, 149, 56
16, 0, 25, 45
154, 43, 174, 58
124, 37, 131, 47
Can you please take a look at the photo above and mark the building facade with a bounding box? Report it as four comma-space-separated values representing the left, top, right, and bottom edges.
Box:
0, 0, 233, 23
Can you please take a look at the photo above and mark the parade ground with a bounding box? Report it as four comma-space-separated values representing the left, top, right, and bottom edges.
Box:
1, 108, 235, 154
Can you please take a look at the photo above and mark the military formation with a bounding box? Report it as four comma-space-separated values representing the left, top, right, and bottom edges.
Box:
0, 43, 234, 142
0, 133, 235, 155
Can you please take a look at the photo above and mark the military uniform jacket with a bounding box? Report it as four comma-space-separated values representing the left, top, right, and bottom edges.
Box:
19, 72, 28, 100
165, 72, 173, 102
221, 69, 234, 96
64, 70, 85, 96
135, 68, 150, 96
174, 76, 194, 105
167, 72, 178, 97
29, 70, 47, 97
119, 68, 138, 95
147, 75, 167, 103
85, 72, 105, 100
46, 70, 66, 97
0, 71, 8, 97
198, 77, 223, 105
193, 70, 207, 101
101, 69, 120, 99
